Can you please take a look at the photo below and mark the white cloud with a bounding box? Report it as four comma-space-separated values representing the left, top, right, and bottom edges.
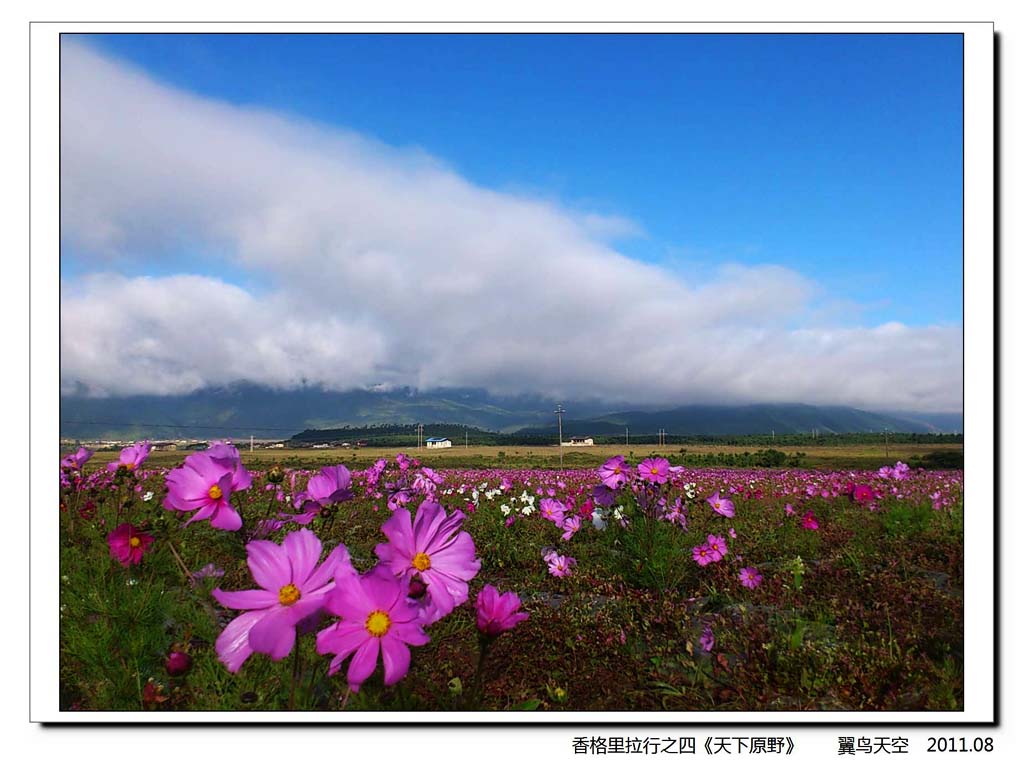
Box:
58, 42, 963, 411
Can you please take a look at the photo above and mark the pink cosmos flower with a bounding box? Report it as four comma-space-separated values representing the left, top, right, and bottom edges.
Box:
692, 544, 713, 567
165, 453, 245, 531
547, 554, 576, 578
706, 534, 728, 562
107, 523, 154, 566
61, 446, 94, 471
728, 527, 737, 539
598, 455, 630, 489
107, 441, 151, 473
801, 512, 819, 530
700, 625, 715, 652
592, 483, 616, 507
560, 516, 582, 541
707, 491, 735, 518
851, 484, 874, 505
316, 565, 429, 691
784, 503, 796, 516
204, 441, 253, 491
739, 567, 763, 589
539, 498, 567, 527
212, 528, 353, 672
637, 456, 671, 485
375, 500, 481, 623
475, 584, 529, 637
307, 464, 353, 505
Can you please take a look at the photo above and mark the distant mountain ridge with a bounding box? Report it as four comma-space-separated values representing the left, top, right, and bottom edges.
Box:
59, 385, 962, 440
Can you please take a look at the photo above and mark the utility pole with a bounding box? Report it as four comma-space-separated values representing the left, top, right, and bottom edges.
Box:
417, 424, 423, 450
625, 426, 629, 447
465, 429, 468, 449
884, 428, 889, 459
250, 435, 254, 453
554, 404, 566, 470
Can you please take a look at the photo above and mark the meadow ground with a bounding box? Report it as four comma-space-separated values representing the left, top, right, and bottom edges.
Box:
81, 442, 963, 472
59, 445, 964, 713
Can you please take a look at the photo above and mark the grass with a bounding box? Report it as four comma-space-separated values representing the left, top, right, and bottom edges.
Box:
78, 441, 963, 472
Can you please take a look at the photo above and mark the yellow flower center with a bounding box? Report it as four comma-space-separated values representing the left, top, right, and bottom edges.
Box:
365, 610, 391, 637
129, 536, 141, 548
412, 552, 431, 571
278, 584, 301, 606
650, 467, 659, 474
209, 484, 223, 500
125, 463, 135, 471
613, 467, 621, 474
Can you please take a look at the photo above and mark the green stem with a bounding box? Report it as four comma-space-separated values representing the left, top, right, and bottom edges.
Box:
469, 636, 493, 710
288, 640, 302, 711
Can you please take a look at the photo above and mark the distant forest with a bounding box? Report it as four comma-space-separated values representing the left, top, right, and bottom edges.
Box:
289, 423, 963, 448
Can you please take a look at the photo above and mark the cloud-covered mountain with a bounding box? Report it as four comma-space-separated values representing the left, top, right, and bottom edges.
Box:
59, 386, 962, 440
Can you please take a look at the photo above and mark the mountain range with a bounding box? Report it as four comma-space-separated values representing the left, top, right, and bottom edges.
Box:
58, 385, 963, 441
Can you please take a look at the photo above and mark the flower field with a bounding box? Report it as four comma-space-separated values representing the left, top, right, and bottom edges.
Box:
59, 443, 964, 712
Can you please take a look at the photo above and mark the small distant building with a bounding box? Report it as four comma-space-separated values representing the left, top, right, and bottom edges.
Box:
312, 443, 331, 449
562, 436, 594, 447
425, 437, 452, 449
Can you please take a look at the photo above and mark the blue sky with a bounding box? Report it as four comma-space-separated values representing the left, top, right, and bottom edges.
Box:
71, 33, 963, 325
59, 35, 963, 409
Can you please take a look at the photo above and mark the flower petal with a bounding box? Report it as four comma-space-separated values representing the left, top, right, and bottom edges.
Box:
215, 610, 263, 673
283, 528, 323, 587
346, 636, 380, 690
380, 636, 412, 686
246, 540, 290, 591
212, 588, 278, 610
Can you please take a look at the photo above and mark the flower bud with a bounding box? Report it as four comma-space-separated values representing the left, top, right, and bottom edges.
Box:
165, 650, 193, 677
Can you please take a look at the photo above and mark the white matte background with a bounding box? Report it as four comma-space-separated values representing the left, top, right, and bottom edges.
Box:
5, 1, 1016, 764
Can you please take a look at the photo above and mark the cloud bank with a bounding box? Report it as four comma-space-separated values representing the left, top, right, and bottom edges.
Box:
59, 42, 963, 411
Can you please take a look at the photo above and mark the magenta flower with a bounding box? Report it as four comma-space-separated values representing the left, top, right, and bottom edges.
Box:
560, 515, 582, 541
375, 500, 481, 623
692, 543, 713, 567
61, 446, 94, 471
592, 483, 616, 507
165, 453, 244, 531
212, 528, 353, 673
547, 553, 576, 578
475, 584, 529, 637
706, 491, 735, 518
107, 441, 151, 472
784, 503, 796, 516
700, 625, 715, 652
316, 565, 429, 692
637, 456, 671, 485
801, 512, 819, 530
851, 484, 875, 505
306, 464, 354, 505
598, 455, 630, 489
706, 534, 728, 561
739, 567, 763, 589
107, 523, 154, 567
204, 441, 253, 492
539, 497, 567, 527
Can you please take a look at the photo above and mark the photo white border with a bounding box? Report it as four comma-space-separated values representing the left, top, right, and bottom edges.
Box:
30, 20, 995, 725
